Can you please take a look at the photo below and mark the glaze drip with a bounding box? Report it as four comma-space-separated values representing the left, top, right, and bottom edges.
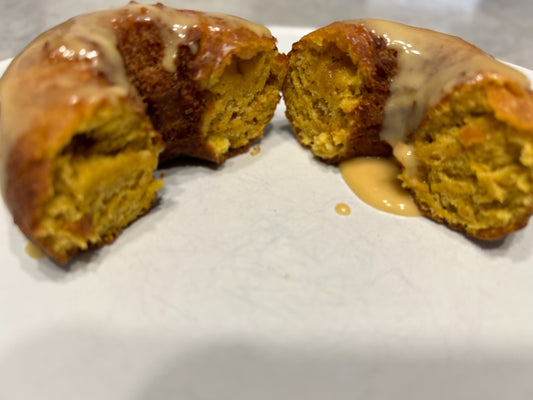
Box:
353, 19, 530, 147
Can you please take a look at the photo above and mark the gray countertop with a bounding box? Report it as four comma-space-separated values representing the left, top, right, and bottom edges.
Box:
1, 0, 532, 69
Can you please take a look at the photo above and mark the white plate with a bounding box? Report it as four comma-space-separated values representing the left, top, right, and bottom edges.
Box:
2, 27, 533, 399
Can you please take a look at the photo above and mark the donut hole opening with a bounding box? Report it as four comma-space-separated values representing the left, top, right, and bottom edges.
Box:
400, 82, 533, 239
203, 50, 285, 160
34, 105, 163, 263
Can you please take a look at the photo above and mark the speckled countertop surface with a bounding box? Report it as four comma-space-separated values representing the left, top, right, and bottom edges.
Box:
1, 0, 532, 68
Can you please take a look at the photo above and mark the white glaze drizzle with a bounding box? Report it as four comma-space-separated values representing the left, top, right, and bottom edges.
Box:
354, 19, 530, 147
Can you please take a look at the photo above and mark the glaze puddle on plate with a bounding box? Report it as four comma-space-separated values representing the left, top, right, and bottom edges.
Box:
339, 157, 421, 217
334, 202, 351, 216
25, 242, 46, 259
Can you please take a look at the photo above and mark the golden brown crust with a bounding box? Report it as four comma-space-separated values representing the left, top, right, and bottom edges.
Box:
401, 78, 533, 240
112, 15, 212, 162
283, 21, 397, 163
284, 19, 533, 241
0, 3, 285, 263
4, 94, 159, 264
3, 58, 128, 256
112, 5, 285, 163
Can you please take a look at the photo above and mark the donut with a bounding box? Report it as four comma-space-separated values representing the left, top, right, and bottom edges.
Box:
0, 2, 287, 264
282, 20, 533, 240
